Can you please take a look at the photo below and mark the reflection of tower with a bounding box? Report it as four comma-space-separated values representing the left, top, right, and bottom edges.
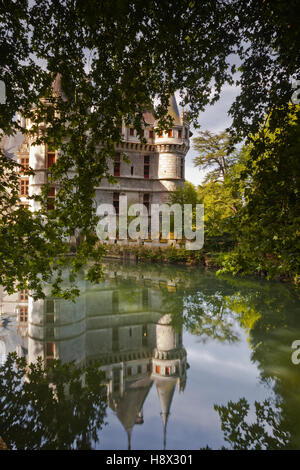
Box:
152, 314, 187, 450
28, 277, 86, 366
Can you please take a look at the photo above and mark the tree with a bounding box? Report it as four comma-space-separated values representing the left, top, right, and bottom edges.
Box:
0, 353, 107, 450
213, 398, 290, 450
192, 131, 246, 250
0, 1, 299, 296
219, 107, 300, 282
169, 181, 199, 207
193, 131, 238, 183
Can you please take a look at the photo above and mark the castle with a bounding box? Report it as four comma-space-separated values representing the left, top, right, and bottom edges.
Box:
14, 77, 190, 214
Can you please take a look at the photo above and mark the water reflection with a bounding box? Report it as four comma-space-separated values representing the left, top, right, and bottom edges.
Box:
0, 262, 300, 449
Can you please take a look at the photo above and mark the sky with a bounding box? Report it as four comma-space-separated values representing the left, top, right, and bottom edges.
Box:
181, 84, 241, 187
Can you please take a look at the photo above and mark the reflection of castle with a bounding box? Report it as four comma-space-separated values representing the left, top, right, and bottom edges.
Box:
0, 287, 28, 364
1, 266, 187, 449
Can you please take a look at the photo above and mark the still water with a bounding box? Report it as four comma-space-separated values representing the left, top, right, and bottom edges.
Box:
0, 261, 300, 450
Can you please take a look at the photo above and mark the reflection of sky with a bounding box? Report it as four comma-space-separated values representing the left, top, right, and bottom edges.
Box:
97, 325, 271, 450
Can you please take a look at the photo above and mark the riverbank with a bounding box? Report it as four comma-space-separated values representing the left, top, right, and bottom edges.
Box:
104, 243, 296, 283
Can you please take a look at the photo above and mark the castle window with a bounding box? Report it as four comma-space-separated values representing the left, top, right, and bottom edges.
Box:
113, 369, 120, 392
20, 157, 29, 173
47, 152, 56, 168
149, 130, 154, 139
113, 153, 120, 177
185, 127, 188, 138
47, 187, 55, 210
19, 306, 28, 323
113, 192, 120, 215
46, 342, 55, 356
47, 200, 54, 210
112, 327, 119, 351
131, 166, 134, 176
142, 323, 148, 346
113, 369, 120, 383
143, 194, 150, 212
19, 178, 29, 196
127, 366, 132, 376
165, 367, 171, 376
112, 289, 119, 313
19, 290, 28, 301
47, 327, 55, 338
142, 287, 149, 308
168, 129, 173, 137
156, 365, 160, 374
144, 156, 150, 179
130, 128, 134, 136
46, 299, 54, 313
178, 129, 182, 139
46, 313, 54, 324
180, 158, 184, 178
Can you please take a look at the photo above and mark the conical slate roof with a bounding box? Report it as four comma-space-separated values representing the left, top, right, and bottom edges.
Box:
167, 95, 181, 125
51, 73, 68, 101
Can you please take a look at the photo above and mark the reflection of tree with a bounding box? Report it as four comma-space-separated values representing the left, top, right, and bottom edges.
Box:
107, 262, 300, 448
0, 353, 107, 450
247, 290, 300, 449
182, 292, 239, 344
198, 279, 300, 450
210, 397, 290, 450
